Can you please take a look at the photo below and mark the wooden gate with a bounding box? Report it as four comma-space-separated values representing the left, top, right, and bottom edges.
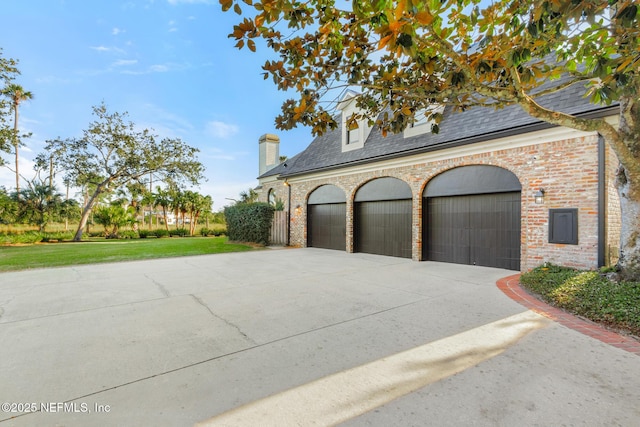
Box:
270, 210, 288, 245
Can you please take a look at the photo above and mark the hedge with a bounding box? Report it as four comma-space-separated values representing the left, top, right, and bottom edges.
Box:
224, 203, 274, 245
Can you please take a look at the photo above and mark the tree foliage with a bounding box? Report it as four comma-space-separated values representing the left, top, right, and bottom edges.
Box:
222, 0, 640, 279
2, 83, 33, 198
18, 183, 67, 232
238, 187, 259, 204
0, 186, 18, 224
46, 103, 205, 241
0, 48, 20, 167
93, 203, 137, 238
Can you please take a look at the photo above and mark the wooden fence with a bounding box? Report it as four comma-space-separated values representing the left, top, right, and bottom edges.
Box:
270, 210, 288, 246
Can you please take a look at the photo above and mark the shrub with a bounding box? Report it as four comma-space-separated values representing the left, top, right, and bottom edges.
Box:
520, 264, 640, 336
44, 231, 73, 241
154, 229, 169, 238
170, 228, 188, 237
118, 230, 139, 239
0, 231, 44, 244
213, 228, 226, 237
200, 228, 211, 236
224, 203, 274, 245
138, 229, 151, 238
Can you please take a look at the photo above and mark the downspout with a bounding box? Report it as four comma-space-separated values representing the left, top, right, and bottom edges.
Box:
597, 135, 606, 268
285, 180, 291, 246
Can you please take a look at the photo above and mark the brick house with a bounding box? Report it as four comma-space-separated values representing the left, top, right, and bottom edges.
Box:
256, 83, 621, 272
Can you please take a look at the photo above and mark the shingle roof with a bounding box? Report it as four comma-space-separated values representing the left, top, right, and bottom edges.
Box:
260, 81, 617, 179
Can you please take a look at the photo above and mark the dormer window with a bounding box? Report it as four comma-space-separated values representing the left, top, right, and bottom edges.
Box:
347, 123, 360, 145
404, 105, 445, 138
338, 92, 371, 152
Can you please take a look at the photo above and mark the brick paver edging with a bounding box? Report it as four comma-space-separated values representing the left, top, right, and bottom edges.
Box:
497, 274, 640, 356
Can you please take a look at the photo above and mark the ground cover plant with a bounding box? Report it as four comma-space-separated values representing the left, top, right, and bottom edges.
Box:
0, 236, 255, 272
520, 264, 640, 337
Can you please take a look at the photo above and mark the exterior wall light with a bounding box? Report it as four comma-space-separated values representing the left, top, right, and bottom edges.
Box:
294, 205, 302, 216
283, 180, 289, 187
534, 188, 545, 204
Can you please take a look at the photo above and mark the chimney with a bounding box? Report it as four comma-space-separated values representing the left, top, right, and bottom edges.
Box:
259, 133, 280, 176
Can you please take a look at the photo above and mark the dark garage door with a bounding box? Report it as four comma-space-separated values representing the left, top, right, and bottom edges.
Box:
426, 192, 521, 270
355, 200, 412, 258
308, 203, 346, 250
307, 185, 347, 251
354, 177, 413, 259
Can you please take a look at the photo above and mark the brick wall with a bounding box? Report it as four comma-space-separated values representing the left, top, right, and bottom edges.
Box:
259, 134, 620, 272
606, 142, 622, 265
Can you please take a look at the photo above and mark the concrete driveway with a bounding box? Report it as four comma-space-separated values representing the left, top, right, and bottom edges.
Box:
0, 248, 639, 426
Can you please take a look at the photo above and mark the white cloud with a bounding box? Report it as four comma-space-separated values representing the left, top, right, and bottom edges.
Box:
35, 75, 72, 85
90, 45, 126, 55
206, 121, 239, 139
136, 103, 195, 137
120, 63, 180, 75
112, 59, 138, 67
112, 27, 125, 36
149, 64, 169, 72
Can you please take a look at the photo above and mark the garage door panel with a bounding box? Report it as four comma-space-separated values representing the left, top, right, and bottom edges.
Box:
425, 192, 520, 270
308, 203, 346, 251
355, 200, 412, 258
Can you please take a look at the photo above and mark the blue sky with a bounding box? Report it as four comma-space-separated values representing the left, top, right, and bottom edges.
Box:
0, 0, 313, 210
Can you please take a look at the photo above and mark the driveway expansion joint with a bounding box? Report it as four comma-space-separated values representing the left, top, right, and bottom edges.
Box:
497, 274, 640, 356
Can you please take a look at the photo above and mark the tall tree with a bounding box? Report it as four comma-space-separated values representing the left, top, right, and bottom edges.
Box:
238, 187, 259, 204
222, 0, 640, 279
0, 186, 18, 224
18, 182, 64, 232
0, 49, 20, 167
153, 186, 172, 231
1, 83, 33, 199
183, 190, 213, 235
46, 103, 205, 241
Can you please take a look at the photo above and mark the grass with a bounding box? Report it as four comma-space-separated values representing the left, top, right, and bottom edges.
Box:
0, 236, 257, 272
520, 264, 640, 337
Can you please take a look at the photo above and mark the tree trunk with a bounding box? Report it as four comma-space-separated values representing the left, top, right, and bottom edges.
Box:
617, 168, 640, 281
74, 183, 106, 241
162, 206, 170, 231
13, 106, 19, 199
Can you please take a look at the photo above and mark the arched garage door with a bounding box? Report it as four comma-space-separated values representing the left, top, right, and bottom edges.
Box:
355, 177, 412, 258
307, 185, 346, 251
423, 166, 521, 270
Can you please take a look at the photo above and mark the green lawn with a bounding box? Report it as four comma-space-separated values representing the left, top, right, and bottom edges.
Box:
0, 237, 257, 272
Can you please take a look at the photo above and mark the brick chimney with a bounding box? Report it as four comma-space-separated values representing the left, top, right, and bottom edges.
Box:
259, 133, 280, 176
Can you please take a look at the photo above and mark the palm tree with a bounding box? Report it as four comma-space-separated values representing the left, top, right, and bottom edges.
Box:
153, 186, 172, 231
141, 190, 156, 229
19, 183, 63, 232
1, 84, 33, 199
169, 186, 185, 229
